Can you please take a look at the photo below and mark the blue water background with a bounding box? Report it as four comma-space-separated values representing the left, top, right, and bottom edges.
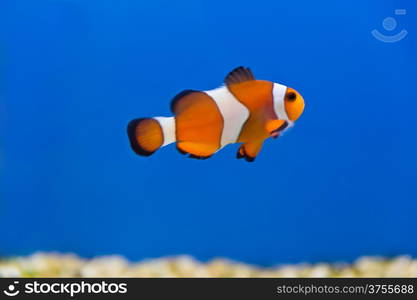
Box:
1, 0, 416, 265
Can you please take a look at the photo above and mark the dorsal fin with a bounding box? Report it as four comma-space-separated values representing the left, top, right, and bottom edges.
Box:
224, 66, 255, 86
170, 89, 199, 113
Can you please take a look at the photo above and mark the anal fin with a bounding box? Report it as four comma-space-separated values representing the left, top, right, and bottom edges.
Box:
177, 141, 217, 159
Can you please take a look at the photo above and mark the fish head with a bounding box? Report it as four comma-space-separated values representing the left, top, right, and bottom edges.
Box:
284, 87, 305, 121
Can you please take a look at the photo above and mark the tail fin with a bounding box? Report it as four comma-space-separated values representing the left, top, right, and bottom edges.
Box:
127, 117, 175, 156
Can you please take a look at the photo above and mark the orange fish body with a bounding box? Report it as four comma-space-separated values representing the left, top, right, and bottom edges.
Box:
128, 67, 305, 162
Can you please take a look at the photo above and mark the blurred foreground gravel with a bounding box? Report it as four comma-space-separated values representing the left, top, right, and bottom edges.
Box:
0, 253, 416, 277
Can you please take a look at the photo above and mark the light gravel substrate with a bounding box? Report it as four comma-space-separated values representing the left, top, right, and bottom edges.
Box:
0, 253, 416, 277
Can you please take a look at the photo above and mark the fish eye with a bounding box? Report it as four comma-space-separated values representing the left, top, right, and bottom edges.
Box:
286, 92, 297, 102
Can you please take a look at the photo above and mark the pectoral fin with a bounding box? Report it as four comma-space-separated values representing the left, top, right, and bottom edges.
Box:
265, 120, 288, 138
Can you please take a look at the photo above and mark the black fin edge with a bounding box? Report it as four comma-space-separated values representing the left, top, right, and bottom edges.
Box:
176, 144, 188, 155
177, 144, 212, 160
170, 89, 199, 114
245, 155, 256, 162
225, 66, 255, 86
127, 118, 156, 157
188, 154, 212, 160
270, 121, 289, 136
236, 145, 256, 162
276, 121, 289, 132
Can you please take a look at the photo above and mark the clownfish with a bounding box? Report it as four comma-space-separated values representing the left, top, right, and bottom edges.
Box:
127, 67, 305, 162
